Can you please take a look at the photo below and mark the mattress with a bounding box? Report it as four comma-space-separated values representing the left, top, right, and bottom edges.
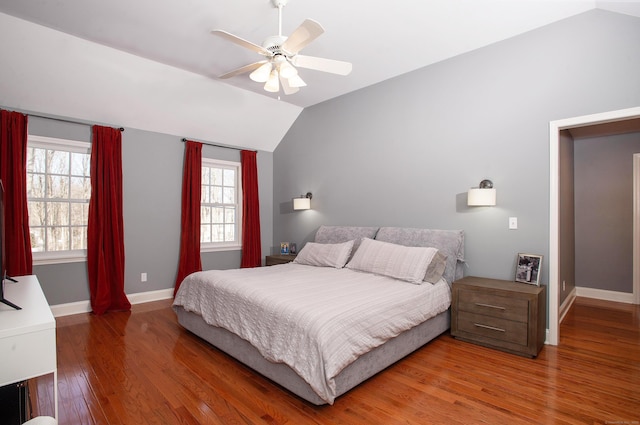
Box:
173, 263, 451, 404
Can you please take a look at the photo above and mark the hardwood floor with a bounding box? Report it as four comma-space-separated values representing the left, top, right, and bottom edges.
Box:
48, 297, 639, 425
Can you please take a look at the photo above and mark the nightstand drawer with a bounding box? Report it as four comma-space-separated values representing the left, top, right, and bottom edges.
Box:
457, 311, 528, 346
457, 289, 529, 322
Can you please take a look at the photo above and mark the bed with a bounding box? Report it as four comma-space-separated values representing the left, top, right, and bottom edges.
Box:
173, 226, 465, 405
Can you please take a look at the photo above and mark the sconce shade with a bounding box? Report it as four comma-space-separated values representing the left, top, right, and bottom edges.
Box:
467, 188, 497, 206
293, 197, 311, 210
293, 192, 313, 210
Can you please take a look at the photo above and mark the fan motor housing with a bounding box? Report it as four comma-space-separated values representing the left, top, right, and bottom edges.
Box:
262, 35, 287, 55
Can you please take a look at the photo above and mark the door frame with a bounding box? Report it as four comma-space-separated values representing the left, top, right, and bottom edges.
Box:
634, 153, 640, 305
549, 106, 640, 346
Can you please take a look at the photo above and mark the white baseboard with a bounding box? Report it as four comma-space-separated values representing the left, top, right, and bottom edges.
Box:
546, 291, 576, 345
127, 288, 174, 305
575, 286, 635, 304
559, 288, 577, 324
50, 300, 92, 317
50, 288, 174, 317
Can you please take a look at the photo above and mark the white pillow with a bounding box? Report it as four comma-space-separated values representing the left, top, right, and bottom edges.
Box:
346, 238, 438, 284
293, 240, 355, 268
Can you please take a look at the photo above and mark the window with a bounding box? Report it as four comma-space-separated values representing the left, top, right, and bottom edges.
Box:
26, 135, 91, 264
200, 158, 242, 251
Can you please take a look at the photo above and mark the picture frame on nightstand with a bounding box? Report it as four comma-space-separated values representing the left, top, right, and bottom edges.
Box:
280, 242, 290, 255
515, 253, 542, 285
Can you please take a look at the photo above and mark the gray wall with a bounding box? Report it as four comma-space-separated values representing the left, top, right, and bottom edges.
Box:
273, 10, 640, 287
574, 132, 640, 293
25, 115, 273, 305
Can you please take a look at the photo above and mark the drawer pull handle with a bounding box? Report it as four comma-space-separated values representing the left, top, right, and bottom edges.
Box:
475, 302, 506, 310
474, 323, 506, 332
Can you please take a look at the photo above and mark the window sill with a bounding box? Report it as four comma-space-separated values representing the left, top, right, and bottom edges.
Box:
33, 254, 87, 266
201, 244, 242, 253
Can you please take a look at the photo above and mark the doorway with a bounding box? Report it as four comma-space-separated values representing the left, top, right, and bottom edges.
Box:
549, 106, 640, 346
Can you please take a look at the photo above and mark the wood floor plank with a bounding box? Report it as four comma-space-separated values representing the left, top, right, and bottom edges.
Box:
48, 297, 640, 424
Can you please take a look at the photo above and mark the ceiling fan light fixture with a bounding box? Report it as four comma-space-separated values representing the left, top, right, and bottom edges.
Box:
213, 0, 352, 95
278, 60, 297, 79
249, 62, 272, 82
288, 74, 306, 88
264, 69, 280, 92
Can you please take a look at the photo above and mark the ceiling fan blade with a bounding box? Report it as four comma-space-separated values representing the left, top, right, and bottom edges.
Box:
291, 55, 352, 76
287, 74, 306, 88
279, 74, 299, 95
219, 61, 268, 79
281, 19, 324, 55
211, 30, 270, 55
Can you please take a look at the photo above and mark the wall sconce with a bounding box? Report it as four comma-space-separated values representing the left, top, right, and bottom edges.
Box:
293, 192, 312, 210
467, 179, 496, 206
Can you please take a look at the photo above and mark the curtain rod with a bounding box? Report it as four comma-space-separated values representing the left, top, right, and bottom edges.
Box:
181, 138, 255, 152
28, 113, 124, 131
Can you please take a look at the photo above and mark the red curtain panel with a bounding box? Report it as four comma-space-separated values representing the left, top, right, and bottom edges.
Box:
174, 140, 202, 296
240, 150, 262, 268
87, 125, 130, 315
0, 109, 33, 276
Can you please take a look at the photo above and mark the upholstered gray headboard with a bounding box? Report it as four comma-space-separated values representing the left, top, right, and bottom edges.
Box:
375, 227, 465, 284
313, 225, 465, 284
314, 225, 379, 253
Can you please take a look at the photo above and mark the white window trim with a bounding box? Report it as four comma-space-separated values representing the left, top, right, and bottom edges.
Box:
28, 134, 91, 265
200, 157, 243, 252
29, 135, 91, 153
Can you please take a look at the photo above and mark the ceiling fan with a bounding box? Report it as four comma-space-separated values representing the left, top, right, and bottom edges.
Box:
211, 0, 352, 95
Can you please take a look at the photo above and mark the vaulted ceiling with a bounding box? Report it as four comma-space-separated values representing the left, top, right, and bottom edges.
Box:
1, 1, 638, 151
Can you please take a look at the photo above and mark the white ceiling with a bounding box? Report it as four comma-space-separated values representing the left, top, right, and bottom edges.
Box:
1, 0, 639, 151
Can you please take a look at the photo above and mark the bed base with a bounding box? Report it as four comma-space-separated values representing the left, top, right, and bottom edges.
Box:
175, 306, 450, 405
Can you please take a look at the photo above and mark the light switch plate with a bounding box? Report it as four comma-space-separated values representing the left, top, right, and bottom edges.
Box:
509, 217, 518, 230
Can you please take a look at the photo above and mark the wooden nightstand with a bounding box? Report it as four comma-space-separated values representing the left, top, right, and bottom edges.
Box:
265, 254, 297, 266
451, 276, 546, 358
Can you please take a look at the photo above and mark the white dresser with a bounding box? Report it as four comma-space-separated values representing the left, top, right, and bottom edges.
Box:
0, 275, 57, 420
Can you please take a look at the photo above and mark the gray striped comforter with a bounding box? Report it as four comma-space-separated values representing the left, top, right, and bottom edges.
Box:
173, 263, 451, 404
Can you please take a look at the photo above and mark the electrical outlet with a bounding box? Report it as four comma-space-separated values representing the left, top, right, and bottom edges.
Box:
509, 217, 518, 230
141, 273, 147, 282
